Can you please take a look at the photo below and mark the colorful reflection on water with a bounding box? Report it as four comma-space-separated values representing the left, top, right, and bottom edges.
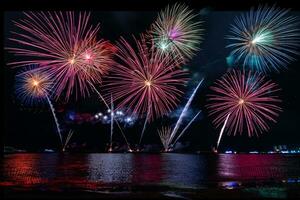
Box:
1, 153, 300, 191
217, 154, 300, 181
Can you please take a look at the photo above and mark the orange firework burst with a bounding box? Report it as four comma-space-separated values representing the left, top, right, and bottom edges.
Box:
15, 66, 64, 145
15, 67, 53, 105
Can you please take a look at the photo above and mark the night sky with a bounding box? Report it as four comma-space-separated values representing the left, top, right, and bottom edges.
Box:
2, 0, 300, 152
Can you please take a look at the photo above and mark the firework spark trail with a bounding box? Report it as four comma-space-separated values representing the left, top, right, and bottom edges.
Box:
139, 99, 152, 145
88, 81, 109, 107
168, 78, 204, 144
63, 130, 74, 151
206, 69, 282, 137
227, 5, 300, 72
158, 126, 172, 151
15, 66, 65, 148
110, 94, 114, 149
139, 108, 150, 145
46, 95, 62, 146
7, 11, 115, 101
65, 130, 74, 147
216, 113, 230, 149
172, 110, 202, 146
89, 82, 131, 149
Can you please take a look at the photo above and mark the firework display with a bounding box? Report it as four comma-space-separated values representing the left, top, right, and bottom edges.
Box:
7, 11, 115, 101
227, 5, 300, 72
6, 4, 296, 153
15, 67, 53, 105
15, 66, 63, 145
4, 5, 300, 200
104, 35, 188, 121
206, 69, 282, 137
149, 3, 203, 62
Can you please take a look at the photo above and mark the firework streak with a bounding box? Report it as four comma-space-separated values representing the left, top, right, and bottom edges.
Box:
168, 78, 204, 145
172, 110, 202, 146
158, 126, 172, 151
216, 113, 230, 149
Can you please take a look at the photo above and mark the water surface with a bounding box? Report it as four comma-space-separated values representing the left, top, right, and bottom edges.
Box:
1, 153, 300, 198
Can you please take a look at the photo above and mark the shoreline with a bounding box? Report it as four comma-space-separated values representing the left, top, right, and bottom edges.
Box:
2, 184, 300, 199
3, 151, 300, 155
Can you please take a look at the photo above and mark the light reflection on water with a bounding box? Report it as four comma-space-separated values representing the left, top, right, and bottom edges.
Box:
217, 154, 300, 181
160, 154, 207, 187
88, 153, 134, 183
1, 153, 300, 191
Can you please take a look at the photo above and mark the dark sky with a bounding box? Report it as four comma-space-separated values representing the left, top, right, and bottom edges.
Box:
2, 0, 300, 152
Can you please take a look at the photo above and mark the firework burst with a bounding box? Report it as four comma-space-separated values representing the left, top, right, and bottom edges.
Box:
7, 11, 115, 101
15, 67, 53, 105
15, 66, 63, 145
149, 3, 203, 62
206, 69, 282, 137
104, 35, 188, 121
227, 5, 300, 72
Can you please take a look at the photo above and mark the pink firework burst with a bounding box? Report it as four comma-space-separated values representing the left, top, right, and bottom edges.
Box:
206, 69, 282, 137
7, 11, 115, 101
103, 35, 189, 121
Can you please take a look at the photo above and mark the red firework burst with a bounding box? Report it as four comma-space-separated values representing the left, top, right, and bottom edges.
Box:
206, 69, 282, 137
103, 35, 188, 121
7, 11, 115, 101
